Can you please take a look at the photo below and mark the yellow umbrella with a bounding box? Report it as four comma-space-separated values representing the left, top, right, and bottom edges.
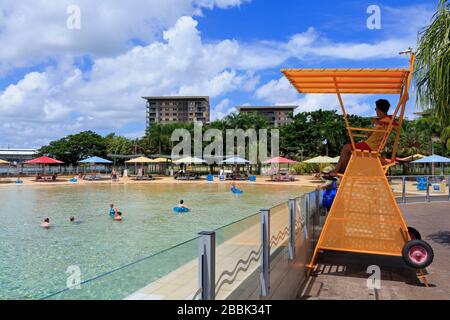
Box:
151, 157, 172, 163
125, 157, 154, 176
125, 156, 154, 163
304, 156, 336, 164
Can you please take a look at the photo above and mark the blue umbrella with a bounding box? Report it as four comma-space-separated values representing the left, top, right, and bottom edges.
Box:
79, 156, 113, 164
412, 154, 450, 175
411, 155, 450, 164
220, 156, 250, 164
79, 156, 112, 175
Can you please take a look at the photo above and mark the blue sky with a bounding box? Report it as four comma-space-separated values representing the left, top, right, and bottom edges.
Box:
0, 0, 438, 148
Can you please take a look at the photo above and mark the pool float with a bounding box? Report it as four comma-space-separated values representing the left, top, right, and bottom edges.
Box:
231, 186, 243, 194
69, 177, 78, 183
173, 207, 190, 213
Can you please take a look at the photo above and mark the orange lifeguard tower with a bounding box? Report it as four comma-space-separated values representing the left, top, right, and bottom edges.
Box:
282, 51, 433, 285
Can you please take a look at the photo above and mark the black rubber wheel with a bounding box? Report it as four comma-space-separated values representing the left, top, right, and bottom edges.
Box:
408, 227, 422, 240
402, 240, 434, 269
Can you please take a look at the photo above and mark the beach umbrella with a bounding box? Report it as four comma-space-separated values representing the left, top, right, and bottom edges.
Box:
25, 156, 64, 174
126, 156, 154, 175
304, 156, 336, 164
79, 156, 112, 174
412, 154, 450, 175
173, 156, 205, 164
263, 156, 297, 175
397, 154, 426, 162
329, 156, 340, 164
221, 156, 250, 164
173, 156, 205, 173
151, 157, 172, 163
221, 156, 251, 177
263, 156, 297, 164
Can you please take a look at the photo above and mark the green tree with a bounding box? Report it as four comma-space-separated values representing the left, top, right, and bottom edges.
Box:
39, 131, 107, 165
104, 133, 134, 156
415, 0, 450, 153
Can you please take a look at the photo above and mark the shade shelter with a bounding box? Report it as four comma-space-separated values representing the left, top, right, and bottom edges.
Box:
173, 156, 205, 178
149, 157, 172, 175
25, 156, 64, 179
126, 156, 153, 177
282, 53, 433, 283
173, 156, 205, 164
79, 156, 112, 174
412, 154, 450, 175
264, 156, 297, 181
0, 159, 10, 182
221, 156, 251, 178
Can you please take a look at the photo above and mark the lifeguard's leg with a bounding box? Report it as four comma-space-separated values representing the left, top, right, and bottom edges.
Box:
334, 144, 352, 173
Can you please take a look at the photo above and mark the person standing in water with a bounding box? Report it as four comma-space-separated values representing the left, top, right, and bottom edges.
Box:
109, 203, 118, 218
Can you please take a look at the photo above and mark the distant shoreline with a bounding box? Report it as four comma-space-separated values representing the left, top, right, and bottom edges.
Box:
0, 175, 320, 189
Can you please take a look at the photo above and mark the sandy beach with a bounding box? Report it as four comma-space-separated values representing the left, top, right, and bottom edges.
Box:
0, 174, 321, 189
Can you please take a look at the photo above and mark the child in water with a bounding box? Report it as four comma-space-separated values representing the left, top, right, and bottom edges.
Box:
178, 200, 190, 211
109, 203, 118, 218
41, 218, 51, 229
114, 212, 123, 221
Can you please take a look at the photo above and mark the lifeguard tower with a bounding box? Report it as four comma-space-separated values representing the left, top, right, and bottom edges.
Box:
282, 51, 433, 285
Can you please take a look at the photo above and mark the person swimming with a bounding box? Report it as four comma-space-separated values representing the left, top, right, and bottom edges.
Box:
70, 216, 75, 223
114, 212, 123, 221
41, 218, 51, 229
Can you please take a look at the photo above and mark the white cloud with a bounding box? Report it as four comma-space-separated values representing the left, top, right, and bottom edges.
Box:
0, 0, 250, 74
0, 16, 261, 147
210, 98, 236, 121
0, 2, 434, 147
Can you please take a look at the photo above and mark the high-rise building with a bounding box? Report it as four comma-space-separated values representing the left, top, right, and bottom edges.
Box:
143, 96, 210, 129
236, 106, 297, 127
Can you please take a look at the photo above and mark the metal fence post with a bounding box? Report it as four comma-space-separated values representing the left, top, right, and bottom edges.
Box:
260, 209, 270, 297
198, 231, 216, 300
448, 176, 450, 201
402, 176, 406, 204
288, 199, 296, 261
426, 176, 430, 202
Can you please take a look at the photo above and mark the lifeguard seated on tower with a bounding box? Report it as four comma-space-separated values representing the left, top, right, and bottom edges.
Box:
332, 99, 397, 175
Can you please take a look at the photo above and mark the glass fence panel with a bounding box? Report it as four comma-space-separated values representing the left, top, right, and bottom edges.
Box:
269, 202, 289, 254
43, 236, 199, 300
214, 213, 261, 300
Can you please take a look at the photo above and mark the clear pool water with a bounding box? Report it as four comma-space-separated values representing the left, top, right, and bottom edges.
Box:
0, 183, 310, 299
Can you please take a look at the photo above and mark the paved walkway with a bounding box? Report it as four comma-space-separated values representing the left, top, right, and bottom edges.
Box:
298, 202, 450, 300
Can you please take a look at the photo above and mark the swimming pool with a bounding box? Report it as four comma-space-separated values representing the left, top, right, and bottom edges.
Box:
0, 183, 310, 299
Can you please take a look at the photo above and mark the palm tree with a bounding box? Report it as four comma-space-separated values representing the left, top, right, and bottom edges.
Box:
415, 0, 450, 153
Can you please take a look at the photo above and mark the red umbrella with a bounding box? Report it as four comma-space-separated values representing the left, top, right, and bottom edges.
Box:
263, 156, 297, 164
25, 156, 64, 175
25, 156, 64, 165
263, 156, 297, 177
